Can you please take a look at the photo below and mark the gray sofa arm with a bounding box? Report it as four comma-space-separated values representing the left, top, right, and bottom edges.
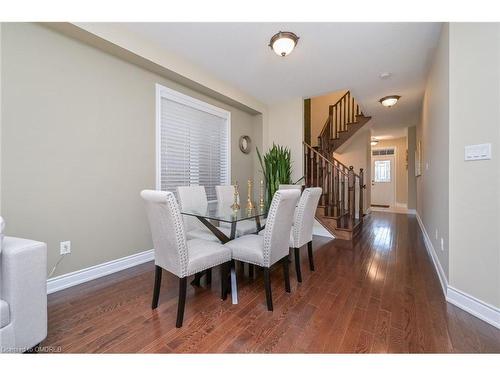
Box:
0, 237, 47, 352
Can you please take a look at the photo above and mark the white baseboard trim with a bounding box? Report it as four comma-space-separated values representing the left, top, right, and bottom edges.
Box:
47, 249, 154, 294
446, 286, 500, 329
313, 219, 335, 238
415, 212, 448, 296
370, 206, 416, 215
416, 211, 500, 330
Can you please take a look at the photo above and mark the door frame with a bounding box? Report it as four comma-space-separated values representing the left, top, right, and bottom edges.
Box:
371, 146, 397, 208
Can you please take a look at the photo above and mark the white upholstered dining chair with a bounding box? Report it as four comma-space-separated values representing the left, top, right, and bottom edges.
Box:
215, 185, 260, 236
290, 187, 322, 282
141, 190, 232, 328
176, 186, 231, 242
224, 189, 301, 311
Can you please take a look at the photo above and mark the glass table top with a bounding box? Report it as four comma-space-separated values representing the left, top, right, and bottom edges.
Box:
180, 202, 267, 223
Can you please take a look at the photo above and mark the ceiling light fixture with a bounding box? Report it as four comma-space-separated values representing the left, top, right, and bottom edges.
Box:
379, 95, 401, 107
371, 138, 379, 146
379, 72, 392, 79
269, 31, 299, 57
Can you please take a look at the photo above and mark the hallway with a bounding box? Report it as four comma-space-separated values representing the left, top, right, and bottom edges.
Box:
43, 212, 500, 353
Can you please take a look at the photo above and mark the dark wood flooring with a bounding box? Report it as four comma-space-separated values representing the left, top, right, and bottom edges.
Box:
42, 212, 500, 353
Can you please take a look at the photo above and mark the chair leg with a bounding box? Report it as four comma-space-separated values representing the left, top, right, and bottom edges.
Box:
221, 262, 230, 300
282, 257, 291, 293
263, 267, 273, 311
176, 277, 188, 328
206, 268, 212, 285
248, 264, 254, 278
191, 272, 201, 287
307, 241, 315, 271
151, 265, 162, 309
294, 247, 302, 282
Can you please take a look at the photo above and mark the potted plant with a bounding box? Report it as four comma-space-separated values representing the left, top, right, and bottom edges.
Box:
257, 144, 292, 210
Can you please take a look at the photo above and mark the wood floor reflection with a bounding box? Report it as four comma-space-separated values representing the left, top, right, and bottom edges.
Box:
43, 212, 500, 353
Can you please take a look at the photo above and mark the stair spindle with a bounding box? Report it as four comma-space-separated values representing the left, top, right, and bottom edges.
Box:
348, 166, 355, 226
359, 168, 364, 220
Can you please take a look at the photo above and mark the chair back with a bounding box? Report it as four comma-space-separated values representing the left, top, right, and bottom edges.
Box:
176, 186, 208, 232
263, 189, 301, 267
292, 187, 322, 248
141, 190, 188, 277
215, 185, 239, 208
278, 184, 302, 190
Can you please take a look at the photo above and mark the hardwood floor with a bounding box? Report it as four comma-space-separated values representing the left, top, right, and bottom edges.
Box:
42, 212, 500, 353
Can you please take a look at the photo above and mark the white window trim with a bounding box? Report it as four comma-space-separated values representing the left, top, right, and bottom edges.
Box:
155, 83, 231, 195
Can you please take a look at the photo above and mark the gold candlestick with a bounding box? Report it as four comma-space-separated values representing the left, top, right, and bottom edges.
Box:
231, 181, 240, 210
246, 178, 255, 210
259, 180, 265, 210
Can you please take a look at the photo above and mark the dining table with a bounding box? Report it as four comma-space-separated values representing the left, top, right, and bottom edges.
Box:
180, 203, 267, 304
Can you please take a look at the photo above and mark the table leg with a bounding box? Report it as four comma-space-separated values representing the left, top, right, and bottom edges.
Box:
230, 260, 238, 305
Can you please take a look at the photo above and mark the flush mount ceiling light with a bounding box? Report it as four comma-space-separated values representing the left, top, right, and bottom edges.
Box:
379, 95, 401, 107
371, 138, 379, 146
269, 31, 299, 57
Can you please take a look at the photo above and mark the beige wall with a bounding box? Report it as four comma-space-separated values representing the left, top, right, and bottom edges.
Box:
333, 129, 371, 214
375, 137, 408, 206
417, 23, 450, 278
407, 126, 417, 210
1, 23, 261, 277
310, 90, 347, 146
448, 23, 500, 308
266, 98, 304, 183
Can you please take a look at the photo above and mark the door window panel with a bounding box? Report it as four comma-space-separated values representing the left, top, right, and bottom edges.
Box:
374, 160, 391, 182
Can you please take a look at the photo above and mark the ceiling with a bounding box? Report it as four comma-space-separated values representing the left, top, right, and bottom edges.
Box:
120, 22, 442, 137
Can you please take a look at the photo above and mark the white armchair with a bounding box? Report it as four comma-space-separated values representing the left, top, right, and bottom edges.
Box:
0, 220, 47, 353
141, 190, 232, 327
225, 189, 300, 310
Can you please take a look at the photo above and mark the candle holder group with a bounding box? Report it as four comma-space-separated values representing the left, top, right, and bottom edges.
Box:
231, 178, 265, 212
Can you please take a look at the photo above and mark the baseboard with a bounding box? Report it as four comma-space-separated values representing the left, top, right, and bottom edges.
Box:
47, 249, 154, 294
415, 212, 448, 296
370, 206, 416, 215
446, 286, 500, 329
415, 212, 500, 330
313, 219, 335, 238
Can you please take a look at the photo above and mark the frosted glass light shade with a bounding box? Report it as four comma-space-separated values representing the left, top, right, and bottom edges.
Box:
379, 95, 401, 107
269, 31, 299, 57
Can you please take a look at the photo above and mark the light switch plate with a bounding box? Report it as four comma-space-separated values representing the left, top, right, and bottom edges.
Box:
465, 143, 491, 161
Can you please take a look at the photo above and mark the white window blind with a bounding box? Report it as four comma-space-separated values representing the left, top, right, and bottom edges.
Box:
156, 85, 230, 201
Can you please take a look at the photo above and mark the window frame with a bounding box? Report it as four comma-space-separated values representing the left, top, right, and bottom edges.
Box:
155, 84, 231, 199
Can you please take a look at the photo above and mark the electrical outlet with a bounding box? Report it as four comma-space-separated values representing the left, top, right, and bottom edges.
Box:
60, 241, 71, 255
435, 229, 438, 240
440, 238, 444, 252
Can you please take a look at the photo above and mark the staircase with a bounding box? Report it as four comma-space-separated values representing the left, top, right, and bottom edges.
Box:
304, 91, 371, 240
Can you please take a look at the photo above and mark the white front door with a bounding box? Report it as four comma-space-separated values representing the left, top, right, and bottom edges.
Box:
371, 153, 395, 207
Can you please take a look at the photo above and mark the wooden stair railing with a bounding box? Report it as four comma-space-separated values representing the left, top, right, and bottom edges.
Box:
304, 142, 365, 234
317, 91, 370, 156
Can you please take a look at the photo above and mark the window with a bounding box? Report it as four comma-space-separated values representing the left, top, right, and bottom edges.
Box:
372, 148, 395, 156
156, 84, 230, 201
374, 160, 391, 182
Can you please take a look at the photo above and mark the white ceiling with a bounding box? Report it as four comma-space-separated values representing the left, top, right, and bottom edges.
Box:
120, 22, 442, 137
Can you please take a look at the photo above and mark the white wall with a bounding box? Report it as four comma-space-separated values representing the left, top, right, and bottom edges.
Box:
266, 98, 304, 183
417, 23, 450, 278
448, 23, 500, 308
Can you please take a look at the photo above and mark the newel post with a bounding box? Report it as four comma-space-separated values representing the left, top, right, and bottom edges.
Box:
359, 168, 364, 221
348, 166, 355, 224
